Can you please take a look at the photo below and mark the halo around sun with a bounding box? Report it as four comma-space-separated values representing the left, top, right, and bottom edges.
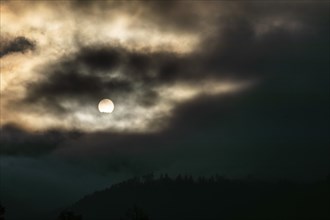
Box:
98, 99, 114, 113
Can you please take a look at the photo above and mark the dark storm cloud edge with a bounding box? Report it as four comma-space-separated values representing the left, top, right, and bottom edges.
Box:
0, 124, 82, 156
0, 36, 36, 58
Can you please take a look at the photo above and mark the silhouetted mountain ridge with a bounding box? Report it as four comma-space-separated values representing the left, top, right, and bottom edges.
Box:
65, 174, 330, 220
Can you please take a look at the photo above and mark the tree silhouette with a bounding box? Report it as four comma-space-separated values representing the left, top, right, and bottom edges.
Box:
142, 173, 154, 183
0, 202, 5, 220
121, 205, 149, 220
58, 210, 82, 220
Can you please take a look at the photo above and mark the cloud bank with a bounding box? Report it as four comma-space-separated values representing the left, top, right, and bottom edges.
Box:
0, 0, 329, 177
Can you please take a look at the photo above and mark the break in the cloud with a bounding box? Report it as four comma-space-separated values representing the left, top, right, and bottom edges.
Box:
0, 36, 35, 58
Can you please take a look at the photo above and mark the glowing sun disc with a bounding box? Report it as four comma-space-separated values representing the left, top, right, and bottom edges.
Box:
98, 99, 114, 113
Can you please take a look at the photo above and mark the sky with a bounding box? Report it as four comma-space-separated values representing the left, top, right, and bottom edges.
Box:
0, 0, 329, 219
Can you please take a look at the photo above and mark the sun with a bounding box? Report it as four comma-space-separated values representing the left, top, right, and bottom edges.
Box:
98, 99, 115, 113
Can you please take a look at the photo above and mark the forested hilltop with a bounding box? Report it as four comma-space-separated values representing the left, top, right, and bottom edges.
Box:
58, 174, 330, 220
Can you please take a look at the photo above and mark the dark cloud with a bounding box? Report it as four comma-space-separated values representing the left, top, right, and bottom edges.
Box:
200, 5, 329, 80
77, 47, 122, 71
21, 46, 188, 113
165, 79, 330, 177
0, 36, 35, 58
24, 68, 132, 113
0, 124, 81, 156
